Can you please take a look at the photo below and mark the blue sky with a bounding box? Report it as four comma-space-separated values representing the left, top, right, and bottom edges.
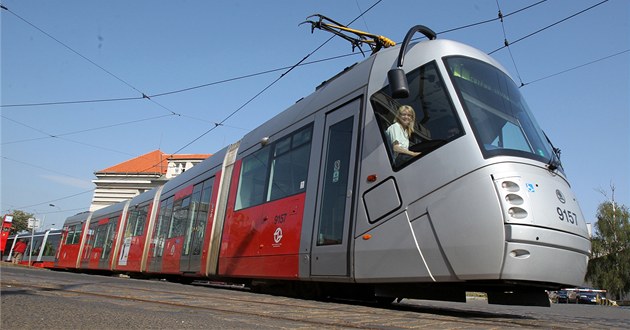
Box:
1, 0, 628, 230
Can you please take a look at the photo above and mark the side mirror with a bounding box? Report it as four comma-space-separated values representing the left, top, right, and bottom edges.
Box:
387, 68, 409, 99
387, 25, 437, 99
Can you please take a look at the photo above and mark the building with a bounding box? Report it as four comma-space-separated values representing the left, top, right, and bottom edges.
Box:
89, 150, 211, 211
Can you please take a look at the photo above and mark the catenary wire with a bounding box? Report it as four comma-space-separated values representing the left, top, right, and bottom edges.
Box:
488, 0, 609, 55
1, 1, 548, 109
8, 0, 384, 212
521, 49, 629, 87
1, 114, 176, 145
5, 0, 616, 211
169, 0, 384, 155
0, 4, 180, 117
495, 0, 524, 86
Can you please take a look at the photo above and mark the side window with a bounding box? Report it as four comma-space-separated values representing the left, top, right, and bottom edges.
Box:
371, 61, 463, 168
236, 147, 271, 210
65, 224, 83, 245
30, 236, 43, 256
43, 235, 60, 257
65, 225, 76, 244
268, 125, 313, 201
94, 223, 108, 248
236, 124, 313, 210
169, 196, 190, 238
126, 204, 149, 238
72, 226, 82, 244
152, 196, 173, 257
102, 218, 118, 259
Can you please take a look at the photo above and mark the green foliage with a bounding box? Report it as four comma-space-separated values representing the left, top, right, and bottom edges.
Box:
586, 201, 630, 300
5, 210, 34, 235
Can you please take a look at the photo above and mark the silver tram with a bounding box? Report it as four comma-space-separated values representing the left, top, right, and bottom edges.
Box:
56, 25, 590, 306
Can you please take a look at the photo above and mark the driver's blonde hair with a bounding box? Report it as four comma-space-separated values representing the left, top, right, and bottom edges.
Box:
396, 105, 416, 136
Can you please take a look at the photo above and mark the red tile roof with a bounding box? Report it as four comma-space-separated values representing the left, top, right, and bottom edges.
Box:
97, 150, 211, 174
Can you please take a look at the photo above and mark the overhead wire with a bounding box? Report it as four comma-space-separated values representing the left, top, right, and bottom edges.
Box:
0, 53, 359, 108
169, 0, 384, 155
0, 114, 137, 155
0, 4, 180, 117
5, 0, 618, 211
8, 0, 385, 212
488, 0, 609, 54
0, 0, 586, 110
495, 0, 524, 86
521, 49, 629, 86
2, 156, 90, 182
0, 0, 556, 110
1, 113, 177, 145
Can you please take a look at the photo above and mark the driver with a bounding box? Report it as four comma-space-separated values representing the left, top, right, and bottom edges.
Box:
386, 105, 421, 164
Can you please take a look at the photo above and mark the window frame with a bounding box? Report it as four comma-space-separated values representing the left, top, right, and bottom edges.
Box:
235, 123, 313, 211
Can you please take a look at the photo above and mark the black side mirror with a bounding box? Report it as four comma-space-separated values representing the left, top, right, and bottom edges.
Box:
388, 68, 409, 99
387, 25, 437, 99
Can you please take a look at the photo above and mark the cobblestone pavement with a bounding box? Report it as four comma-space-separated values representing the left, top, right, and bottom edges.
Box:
2, 263, 628, 329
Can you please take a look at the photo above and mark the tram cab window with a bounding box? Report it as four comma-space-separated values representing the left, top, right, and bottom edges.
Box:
235, 124, 313, 210
371, 60, 462, 169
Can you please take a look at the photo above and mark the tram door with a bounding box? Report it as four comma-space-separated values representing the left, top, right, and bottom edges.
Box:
311, 99, 360, 276
180, 178, 214, 273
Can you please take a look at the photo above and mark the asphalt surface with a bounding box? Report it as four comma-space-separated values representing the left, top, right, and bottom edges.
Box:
2, 263, 628, 329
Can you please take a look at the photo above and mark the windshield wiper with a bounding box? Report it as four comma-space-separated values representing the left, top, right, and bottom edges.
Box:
544, 132, 562, 171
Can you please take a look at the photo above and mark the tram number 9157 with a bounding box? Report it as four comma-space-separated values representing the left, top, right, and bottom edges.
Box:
274, 213, 287, 225
557, 207, 578, 226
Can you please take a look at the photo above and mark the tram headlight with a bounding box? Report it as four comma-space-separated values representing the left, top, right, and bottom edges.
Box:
505, 194, 524, 205
502, 181, 519, 192
507, 207, 528, 219
495, 177, 532, 223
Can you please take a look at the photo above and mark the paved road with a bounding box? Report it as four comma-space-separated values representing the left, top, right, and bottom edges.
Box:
1, 263, 628, 329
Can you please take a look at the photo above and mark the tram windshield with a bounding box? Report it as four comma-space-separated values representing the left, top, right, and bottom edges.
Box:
445, 56, 560, 170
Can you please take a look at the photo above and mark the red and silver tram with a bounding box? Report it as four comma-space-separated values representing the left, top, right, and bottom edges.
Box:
54, 25, 590, 306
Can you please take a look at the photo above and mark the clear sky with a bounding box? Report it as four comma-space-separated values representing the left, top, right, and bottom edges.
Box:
1, 0, 628, 230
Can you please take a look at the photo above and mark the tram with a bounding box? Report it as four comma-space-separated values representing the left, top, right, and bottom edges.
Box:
3, 229, 62, 268
54, 24, 590, 306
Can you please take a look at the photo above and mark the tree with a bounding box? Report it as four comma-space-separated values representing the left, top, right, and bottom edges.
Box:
586, 189, 630, 300
5, 210, 34, 235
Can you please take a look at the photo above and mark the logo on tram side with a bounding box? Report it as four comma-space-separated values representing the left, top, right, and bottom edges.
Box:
556, 189, 566, 204
273, 227, 283, 247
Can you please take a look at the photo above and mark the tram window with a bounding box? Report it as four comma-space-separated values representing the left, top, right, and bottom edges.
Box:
102, 219, 117, 258
236, 147, 271, 210
42, 235, 60, 256
317, 117, 353, 246
268, 125, 313, 201
30, 236, 44, 256
169, 196, 190, 238
183, 181, 211, 256
2, 238, 14, 259
194, 180, 213, 255
152, 196, 173, 258
371, 61, 462, 169
235, 124, 313, 210
65, 225, 82, 245
126, 204, 149, 238
94, 224, 108, 248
